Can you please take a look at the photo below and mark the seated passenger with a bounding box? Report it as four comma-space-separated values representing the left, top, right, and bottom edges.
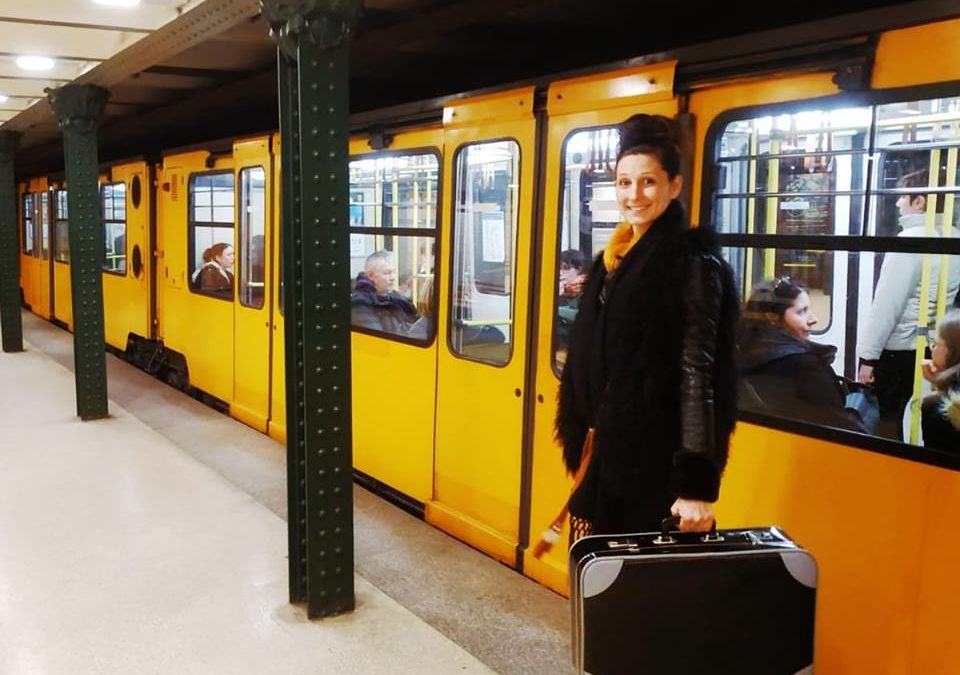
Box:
738, 278, 867, 432
351, 250, 418, 334
408, 277, 434, 340
556, 249, 587, 346
921, 310, 960, 451
192, 243, 235, 295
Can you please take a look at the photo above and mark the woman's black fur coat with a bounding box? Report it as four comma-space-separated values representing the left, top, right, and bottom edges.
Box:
556, 200, 739, 532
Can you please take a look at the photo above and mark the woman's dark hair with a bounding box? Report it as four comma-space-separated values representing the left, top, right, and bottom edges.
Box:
616, 113, 683, 179
743, 277, 805, 322
898, 169, 944, 214
202, 242, 231, 263
933, 309, 960, 391
560, 249, 585, 272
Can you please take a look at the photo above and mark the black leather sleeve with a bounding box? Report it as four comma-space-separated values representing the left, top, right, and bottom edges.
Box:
670, 253, 725, 501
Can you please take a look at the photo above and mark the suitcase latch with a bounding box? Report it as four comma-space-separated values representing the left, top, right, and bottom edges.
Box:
606, 540, 640, 552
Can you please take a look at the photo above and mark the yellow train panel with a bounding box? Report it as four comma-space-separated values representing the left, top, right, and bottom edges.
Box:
873, 17, 960, 89
268, 133, 286, 443
546, 61, 677, 116
101, 161, 151, 350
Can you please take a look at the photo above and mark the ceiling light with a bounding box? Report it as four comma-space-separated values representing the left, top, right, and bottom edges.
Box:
16, 56, 55, 72
0, 95, 8, 103
92, 0, 141, 6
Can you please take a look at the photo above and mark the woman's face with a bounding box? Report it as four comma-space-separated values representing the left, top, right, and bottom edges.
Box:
615, 152, 682, 231
782, 291, 818, 340
217, 246, 235, 270
896, 193, 925, 216
931, 334, 950, 371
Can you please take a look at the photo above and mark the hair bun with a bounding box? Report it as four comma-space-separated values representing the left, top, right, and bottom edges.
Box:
618, 114, 678, 152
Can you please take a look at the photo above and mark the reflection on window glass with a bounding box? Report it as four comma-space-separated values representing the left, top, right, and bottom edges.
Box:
239, 167, 266, 309
189, 172, 235, 299
22, 193, 35, 255
348, 151, 439, 342
450, 140, 519, 364
102, 182, 127, 274
728, 246, 960, 449
39, 192, 49, 260
715, 107, 871, 237
555, 127, 620, 369
349, 234, 435, 340
349, 153, 439, 228
55, 190, 69, 263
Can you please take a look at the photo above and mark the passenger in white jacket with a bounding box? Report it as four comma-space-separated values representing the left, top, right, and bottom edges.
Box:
857, 170, 960, 441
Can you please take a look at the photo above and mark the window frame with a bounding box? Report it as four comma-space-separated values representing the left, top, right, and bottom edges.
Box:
700, 81, 960, 471
237, 164, 268, 310
187, 169, 236, 301
348, 146, 443, 347
446, 137, 522, 368
54, 189, 69, 264
101, 181, 128, 277
22, 192, 36, 257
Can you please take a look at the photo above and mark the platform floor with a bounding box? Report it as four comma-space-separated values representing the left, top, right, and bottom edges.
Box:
0, 312, 570, 675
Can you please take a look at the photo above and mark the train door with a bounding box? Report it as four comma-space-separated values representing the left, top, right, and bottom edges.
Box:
17, 184, 34, 310
101, 161, 151, 350
348, 129, 443, 503
428, 88, 537, 564
521, 65, 680, 593
52, 186, 73, 328
267, 134, 285, 442
36, 184, 52, 319
231, 138, 273, 432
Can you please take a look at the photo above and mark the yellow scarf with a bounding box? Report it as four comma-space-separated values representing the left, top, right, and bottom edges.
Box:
602, 222, 643, 272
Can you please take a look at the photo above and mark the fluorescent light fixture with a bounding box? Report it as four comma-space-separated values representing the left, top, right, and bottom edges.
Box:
92, 0, 141, 6
16, 56, 55, 72
0, 94, 8, 103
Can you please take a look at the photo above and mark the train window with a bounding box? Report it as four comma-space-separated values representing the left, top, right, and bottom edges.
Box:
238, 167, 266, 309
22, 193, 35, 256
554, 126, 621, 371
711, 93, 960, 459
39, 191, 49, 260
54, 190, 69, 263
102, 182, 127, 275
449, 140, 519, 364
189, 172, 235, 300
349, 151, 439, 343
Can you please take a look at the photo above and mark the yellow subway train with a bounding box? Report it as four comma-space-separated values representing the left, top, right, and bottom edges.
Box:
17, 11, 960, 673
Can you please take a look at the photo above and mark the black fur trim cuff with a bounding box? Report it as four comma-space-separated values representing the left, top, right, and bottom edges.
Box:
670, 451, 720, 502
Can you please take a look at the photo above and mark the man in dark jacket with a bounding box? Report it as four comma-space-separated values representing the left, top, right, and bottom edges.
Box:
351, 250, 418, 335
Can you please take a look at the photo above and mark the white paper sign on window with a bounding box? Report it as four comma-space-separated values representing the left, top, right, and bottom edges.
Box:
481, 211, 505, 263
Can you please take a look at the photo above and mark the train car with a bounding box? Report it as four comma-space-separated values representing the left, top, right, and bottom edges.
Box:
18, 9, 960, 673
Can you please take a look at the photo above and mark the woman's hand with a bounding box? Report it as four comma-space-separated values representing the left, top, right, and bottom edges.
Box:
670, 498, 715, 532
858, 363, 875, 385
922, 359, 939, 383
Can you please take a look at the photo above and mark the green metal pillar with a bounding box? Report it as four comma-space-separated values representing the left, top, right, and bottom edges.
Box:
262, 0, 361, 618
0, 131, 23, 353
47, 85, 110, 421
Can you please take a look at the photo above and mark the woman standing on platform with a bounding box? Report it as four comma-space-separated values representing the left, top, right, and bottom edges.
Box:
554, 114, 740, 542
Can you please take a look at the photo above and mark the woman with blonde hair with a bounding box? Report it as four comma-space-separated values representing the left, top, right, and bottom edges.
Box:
921, 310, 960, 451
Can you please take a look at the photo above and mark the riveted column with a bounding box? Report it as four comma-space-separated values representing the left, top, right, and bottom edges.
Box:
278, 49, 308, 604
48, 85, 110, 421
263, 0, 361, 618
0, 131, 23, 353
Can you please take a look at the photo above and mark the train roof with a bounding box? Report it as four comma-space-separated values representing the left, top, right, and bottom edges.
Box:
3, 0, 958, 177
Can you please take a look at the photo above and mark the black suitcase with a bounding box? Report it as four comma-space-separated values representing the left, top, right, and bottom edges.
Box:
570, 520, 817, 675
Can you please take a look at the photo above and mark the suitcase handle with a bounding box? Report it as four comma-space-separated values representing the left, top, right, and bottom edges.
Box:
657, 516, 722, 545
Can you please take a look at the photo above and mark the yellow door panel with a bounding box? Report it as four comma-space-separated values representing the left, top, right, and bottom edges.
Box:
158, 152, 235, 403
102, 162, 151, 350
53, 260, 72, 328
268, 134, 286, 442
231, 137, 273, 432
346, 128, 443, 502
430, 88, 536, 564
523, 66, 680, 592
873, 18, 960, 89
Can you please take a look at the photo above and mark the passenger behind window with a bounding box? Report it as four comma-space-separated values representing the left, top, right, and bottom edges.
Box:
921, 310, 960, 451
739, 277, 868, 433
193, 242, 235, 295
351, 250, 418, 335
555, 249, 588, 365
408, 277, 434, 341
451, 281, 506, 349
857, 169, 960, 440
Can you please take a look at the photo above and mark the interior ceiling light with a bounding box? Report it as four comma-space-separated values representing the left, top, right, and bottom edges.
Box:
92, 0, 141, 6
16, 56, 55, 72
0, 95, 8, 103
